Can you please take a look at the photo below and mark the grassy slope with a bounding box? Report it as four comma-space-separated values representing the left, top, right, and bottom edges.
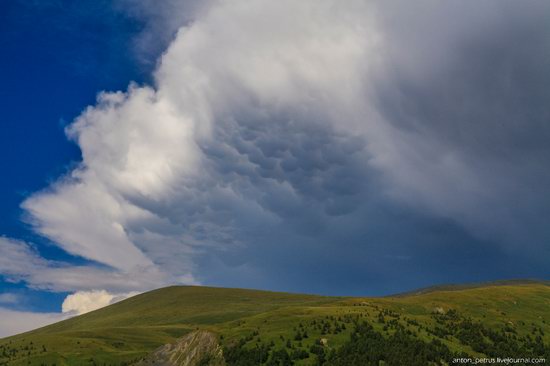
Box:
1, 283, 549, 365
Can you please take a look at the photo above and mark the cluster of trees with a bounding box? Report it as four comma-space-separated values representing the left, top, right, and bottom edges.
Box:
223, 338, 273, 365
222, 308, 550, 366
310, 317, 347, 336
222, 317, 462, 366
430, 309, 550, 360
327, 322, 462, 366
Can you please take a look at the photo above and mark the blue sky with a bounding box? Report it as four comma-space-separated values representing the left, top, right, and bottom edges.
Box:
1, 0, 550, 337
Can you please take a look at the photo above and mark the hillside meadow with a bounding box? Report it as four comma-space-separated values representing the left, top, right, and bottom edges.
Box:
1, 282, 549, 365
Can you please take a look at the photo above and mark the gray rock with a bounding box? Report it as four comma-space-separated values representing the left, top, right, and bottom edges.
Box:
134, 330, 225, 366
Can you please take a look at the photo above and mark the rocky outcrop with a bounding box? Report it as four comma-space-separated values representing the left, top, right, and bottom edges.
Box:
134, 330, 225, 366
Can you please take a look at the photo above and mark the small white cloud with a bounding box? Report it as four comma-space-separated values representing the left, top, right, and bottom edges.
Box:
61, 290, 139, 315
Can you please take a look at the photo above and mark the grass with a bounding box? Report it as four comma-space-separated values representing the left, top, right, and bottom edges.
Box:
1, 282, 549, 365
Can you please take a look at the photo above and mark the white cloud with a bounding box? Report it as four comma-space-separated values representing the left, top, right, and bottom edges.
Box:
0, 237, 179, 293
61, 290, 139, 315
22, 86, 201, 275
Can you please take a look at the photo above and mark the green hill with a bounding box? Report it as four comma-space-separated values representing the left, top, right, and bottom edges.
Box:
1, 282, 550, 365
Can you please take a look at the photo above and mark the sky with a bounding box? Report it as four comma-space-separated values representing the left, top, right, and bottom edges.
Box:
1, 0, 550, 337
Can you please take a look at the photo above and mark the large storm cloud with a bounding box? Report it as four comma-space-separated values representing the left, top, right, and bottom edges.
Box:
2, 0, 549, 302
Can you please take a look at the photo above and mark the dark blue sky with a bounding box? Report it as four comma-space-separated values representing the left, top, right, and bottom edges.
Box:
0, 0, 143, 234
0, 0, 549, 327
